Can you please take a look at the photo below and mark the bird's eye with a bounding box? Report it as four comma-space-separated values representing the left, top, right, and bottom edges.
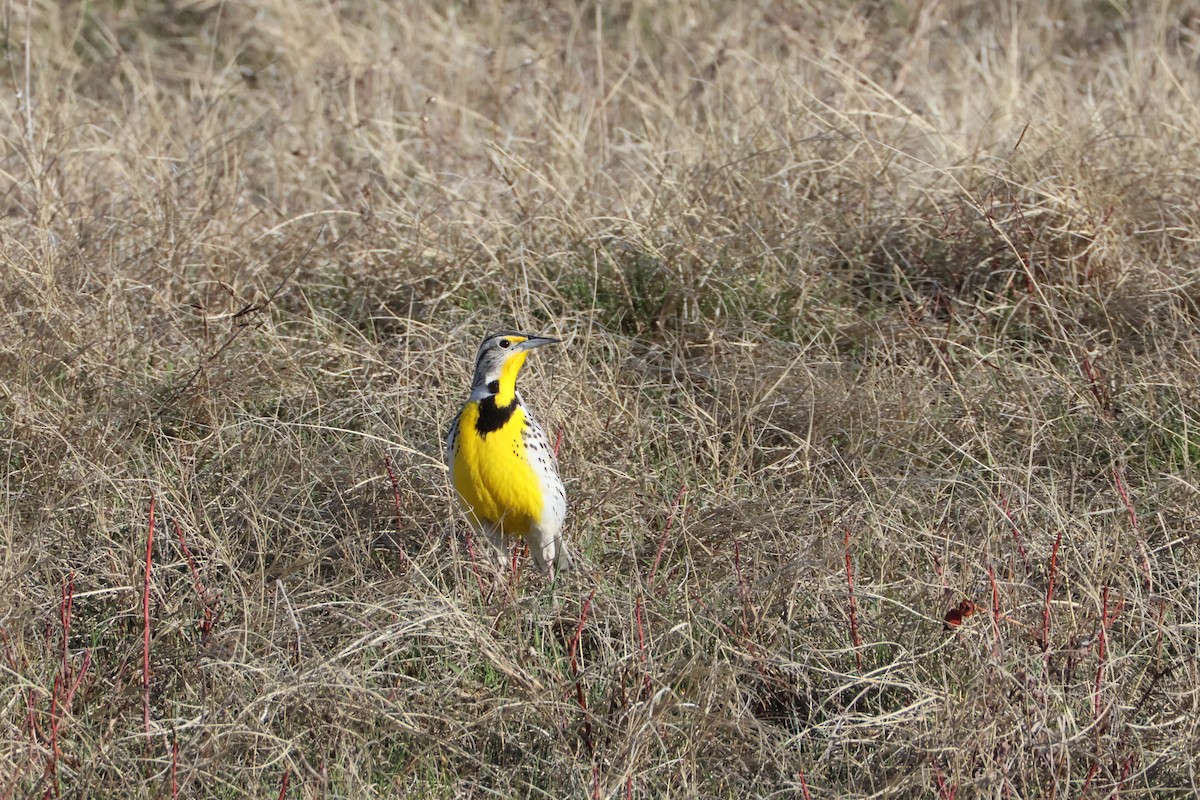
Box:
499, 339, 511, 349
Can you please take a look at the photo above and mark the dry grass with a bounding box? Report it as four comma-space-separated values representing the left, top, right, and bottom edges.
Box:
3, 0, 1200, 796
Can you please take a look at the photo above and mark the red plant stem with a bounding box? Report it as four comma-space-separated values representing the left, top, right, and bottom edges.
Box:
26, 687, 39, 743
61, 650, 90, 710
997, 488, 1030, 572
1081, 355, 1107, 413
47, 675, 61, 798
461, 526, 488, 599
1094, 586, 1110, 719
626, 775, 633, 800
733, 539, 750, 637
277, 767, 290, 800
172, 520, 203, 593
508, 542, 527, 591
59, 572, 74, 684
1042, 530, 1063, 674
382, 457, 409, 568
648, 485, 687, 591
49, 678, 62, 758
934, 768, 956, 800
143, 495, 157, 735
48, 571, 76, 795
1079, 762, 1098, 797
635, 596, 651, 696
570, 590, 597, 727
1116, 752, 1137, 797
1113, 467, 1153, 591
173, 520, 218, 640
171, 735, 180, 799
569, 588, 597, 677
798, 771, 812, 800
844, 526, 863, 671
553, 425, 564, 458
46, 578, 82, 796
988, 566, 1002, 655
1112, 467, 1139, 531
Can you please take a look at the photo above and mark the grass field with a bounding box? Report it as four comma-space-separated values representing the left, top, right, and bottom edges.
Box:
3, 0, 1200, 796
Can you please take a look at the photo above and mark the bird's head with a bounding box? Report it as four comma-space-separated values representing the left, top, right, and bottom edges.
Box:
470, 331, 560, 404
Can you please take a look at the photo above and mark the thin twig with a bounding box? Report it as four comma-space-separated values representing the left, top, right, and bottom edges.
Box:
171, 735, 180, 799
382, 457, 409, 570
798, 771, 812, 800
1112, 467, 1139, 531
59, 572, 73, 684
988, 565, 1002, 658
996, 487, 1030, 573
844, 525, 863, 671
634, 597, 650, 697
571, 588, 598, 757
648, 485, 686, 591
569, 588, 597, 677
1041, 530, 1063, 680
143, 494, 156, 735
61, 650, 90, 710
173, 519, 218, 642
1093, 586, 1113, 720
733, 539, 750, 637
1113, 467, 1153, 591
1079, 762, 1098, 796
934, 767, 956, 800
156, 225, 322, 414
462, 527, 488, 600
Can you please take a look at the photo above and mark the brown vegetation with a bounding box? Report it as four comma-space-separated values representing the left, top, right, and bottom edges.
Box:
3, 1, 1200, 796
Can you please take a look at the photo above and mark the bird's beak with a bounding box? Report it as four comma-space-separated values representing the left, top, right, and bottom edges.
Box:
516, 335, 561, 351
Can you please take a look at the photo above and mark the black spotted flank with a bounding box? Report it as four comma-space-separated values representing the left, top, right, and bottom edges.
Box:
475, 395, 518, 435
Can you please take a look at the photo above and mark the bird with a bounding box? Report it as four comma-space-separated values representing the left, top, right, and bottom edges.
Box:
446, 331, 569, 578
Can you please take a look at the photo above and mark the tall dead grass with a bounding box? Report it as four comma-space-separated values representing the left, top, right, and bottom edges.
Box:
3, 0, 1200, 796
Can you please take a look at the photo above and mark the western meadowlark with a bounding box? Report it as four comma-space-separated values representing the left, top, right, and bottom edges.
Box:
446, 331, 568, 577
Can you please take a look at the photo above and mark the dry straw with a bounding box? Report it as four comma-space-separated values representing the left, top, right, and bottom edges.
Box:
3, 1, 1200, 796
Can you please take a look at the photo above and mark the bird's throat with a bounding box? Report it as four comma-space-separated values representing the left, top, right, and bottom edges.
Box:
493, 352, 528, 406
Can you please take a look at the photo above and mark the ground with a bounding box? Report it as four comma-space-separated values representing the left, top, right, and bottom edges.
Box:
2, 1, 1200, 797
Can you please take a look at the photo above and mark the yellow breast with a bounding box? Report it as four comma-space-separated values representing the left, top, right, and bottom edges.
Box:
450, 401, 544, 536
